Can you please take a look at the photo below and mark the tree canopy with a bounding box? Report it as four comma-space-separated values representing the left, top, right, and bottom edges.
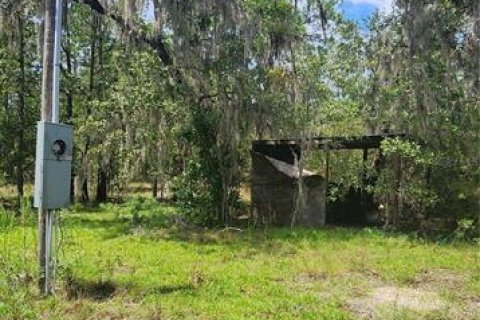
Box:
0, 0, 478, 228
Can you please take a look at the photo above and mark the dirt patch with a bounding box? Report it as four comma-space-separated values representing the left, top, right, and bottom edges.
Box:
466, 298, 480, 314
346, 269, 480, 319
295, 271, 328, 283
348, 285, 444, 318
410, 268, 467, 291
285, 269, 473, 319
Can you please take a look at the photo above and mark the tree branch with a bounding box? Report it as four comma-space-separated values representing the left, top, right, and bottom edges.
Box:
75, 0, 173, 66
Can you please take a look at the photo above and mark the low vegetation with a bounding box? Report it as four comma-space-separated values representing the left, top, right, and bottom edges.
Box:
1, 199, 479, 319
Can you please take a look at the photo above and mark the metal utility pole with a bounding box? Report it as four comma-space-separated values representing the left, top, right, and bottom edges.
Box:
38, 0, 65, 295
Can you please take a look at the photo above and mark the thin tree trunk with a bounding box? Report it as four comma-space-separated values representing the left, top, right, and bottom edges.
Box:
36, 1, 45, 59
152, 175, 158, 198
80, 12, 99, 203
0, 5, 4, 37
160, 182, 165, 200
96, 163, 107, 202
473, 0, 480, 94
474, 0, 480, 233
393, 153, 402, 227
64, 0, 75, 201
152, 0, 163, 33
123, 0, 135, 26
95, 15, 108, 203
15, 14, 26, 197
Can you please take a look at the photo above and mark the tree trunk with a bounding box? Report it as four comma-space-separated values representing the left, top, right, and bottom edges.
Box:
393, 153, 402, 227
152, 175, 158, 198
15, 14, 26, 197
65, 0, 75, 201
152, 0, 163, 33
94, 13, 109, 203
0, 3, 6, 43
96, 162, 108, 202
160, 182, 165, 200
123, 0, 136, 25
80, 12, 99, 203
36, 1, 45, 59
472, 1, 480, 94
474, 0, 480, 233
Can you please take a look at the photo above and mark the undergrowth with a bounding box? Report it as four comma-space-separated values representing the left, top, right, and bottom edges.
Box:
0, 200, 479, 319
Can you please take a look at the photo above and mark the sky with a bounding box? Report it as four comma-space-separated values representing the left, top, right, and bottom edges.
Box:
143, 0, 396, 26
341, 0, 395, 24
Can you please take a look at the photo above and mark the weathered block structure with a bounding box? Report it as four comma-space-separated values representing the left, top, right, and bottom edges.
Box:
251, 151, 326, 227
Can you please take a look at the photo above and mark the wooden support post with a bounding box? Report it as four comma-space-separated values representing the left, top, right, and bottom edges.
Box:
361, 149, 368, 220
324, 145, 330, 219
393, 153, 402, 227
362, 149, 368, 185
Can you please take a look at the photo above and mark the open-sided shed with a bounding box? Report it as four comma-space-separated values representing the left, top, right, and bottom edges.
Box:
251, 133, 407, 227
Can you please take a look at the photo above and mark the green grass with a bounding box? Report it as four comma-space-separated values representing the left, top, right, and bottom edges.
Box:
1, 200, 479, 319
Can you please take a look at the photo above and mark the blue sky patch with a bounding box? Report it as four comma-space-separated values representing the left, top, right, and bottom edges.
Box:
341, 2, 377, 24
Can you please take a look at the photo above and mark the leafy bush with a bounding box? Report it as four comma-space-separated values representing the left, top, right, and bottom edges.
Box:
454, 219, 479, 242
172, 105, 241, 227
172, 158, 219, 226
115, 196, 175, 228
374, 138, 438, 228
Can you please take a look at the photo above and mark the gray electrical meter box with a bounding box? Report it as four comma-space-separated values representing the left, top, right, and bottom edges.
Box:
34, 121, 73, 209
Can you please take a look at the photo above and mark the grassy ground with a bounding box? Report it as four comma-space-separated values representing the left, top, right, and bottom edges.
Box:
1, 199, 479, 319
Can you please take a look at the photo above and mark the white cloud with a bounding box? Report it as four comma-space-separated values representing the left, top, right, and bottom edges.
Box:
347, 0, 395, 12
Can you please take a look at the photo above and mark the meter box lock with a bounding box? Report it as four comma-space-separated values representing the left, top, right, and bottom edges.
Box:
34, 121, 73, 209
